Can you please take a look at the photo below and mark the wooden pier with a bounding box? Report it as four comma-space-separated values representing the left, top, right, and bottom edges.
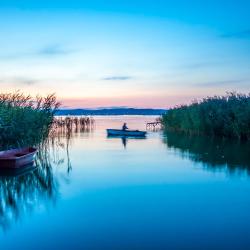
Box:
146, 121, 162, 130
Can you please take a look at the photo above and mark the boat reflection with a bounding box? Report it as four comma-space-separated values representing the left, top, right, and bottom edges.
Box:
0, 163, 37, 177
107, 135, 147, 149
163, 131, 250, 174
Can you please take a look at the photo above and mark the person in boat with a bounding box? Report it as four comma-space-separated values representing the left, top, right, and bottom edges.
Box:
122, 123, 128, 130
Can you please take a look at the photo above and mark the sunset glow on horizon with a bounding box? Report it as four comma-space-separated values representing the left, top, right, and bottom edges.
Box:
58, 95, 204, 109
0, 1, 249, 108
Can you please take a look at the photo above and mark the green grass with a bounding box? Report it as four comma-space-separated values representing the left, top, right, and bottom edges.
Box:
162, 92, 250, 140
0, 92, 60, 149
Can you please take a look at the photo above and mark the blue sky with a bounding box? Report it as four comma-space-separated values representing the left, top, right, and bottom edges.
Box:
0, 0, 249, 108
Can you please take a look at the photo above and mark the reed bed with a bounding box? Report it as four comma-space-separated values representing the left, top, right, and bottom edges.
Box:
52, 116, 95, 135
0, 92, 60, 149
162, 92, 250, 140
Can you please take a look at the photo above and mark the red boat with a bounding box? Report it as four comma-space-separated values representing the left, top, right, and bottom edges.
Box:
0, 147, 37, 168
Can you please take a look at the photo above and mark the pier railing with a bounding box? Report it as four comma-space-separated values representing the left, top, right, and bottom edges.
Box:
146, 121, 162, 130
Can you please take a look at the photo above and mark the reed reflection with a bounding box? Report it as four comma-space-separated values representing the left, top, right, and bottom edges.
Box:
0, 158, 58, 231
0, 119, 86, 231
163, 132, 250, 174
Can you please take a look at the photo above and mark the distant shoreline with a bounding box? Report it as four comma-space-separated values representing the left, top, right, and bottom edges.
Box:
56, 108, 167, 116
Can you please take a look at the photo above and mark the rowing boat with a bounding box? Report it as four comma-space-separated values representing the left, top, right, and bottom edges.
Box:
0, 147, 37, 168
107, 129, 147, 137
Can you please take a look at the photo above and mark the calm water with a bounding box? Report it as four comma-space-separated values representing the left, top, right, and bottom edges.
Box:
1, 116, 250, 250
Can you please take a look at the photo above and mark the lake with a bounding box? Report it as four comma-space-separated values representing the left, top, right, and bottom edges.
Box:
0, 116, 250, 249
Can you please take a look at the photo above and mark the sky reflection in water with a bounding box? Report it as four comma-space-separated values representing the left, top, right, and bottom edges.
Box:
0, 116, 250, 249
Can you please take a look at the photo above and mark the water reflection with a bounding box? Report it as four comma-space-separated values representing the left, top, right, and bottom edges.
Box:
1, 117, 250, 249
122, 137, 127, 148
0, 129, 74, 231
0, 162, 58, 231
107, 135, 147, 149
0, 122, 95, 231
163, 131, 250, 174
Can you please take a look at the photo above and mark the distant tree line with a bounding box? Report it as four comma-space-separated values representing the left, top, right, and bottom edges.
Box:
0, 92, 60, 149
56, 108, 166, 116
162, 92, 250, 140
